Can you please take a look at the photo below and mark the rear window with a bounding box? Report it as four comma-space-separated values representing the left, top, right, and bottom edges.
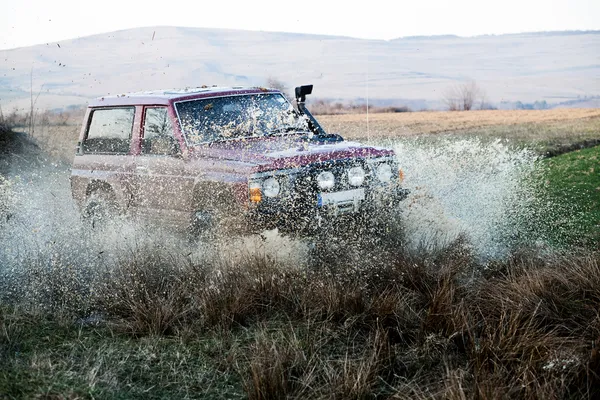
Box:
83, 107, 135, 154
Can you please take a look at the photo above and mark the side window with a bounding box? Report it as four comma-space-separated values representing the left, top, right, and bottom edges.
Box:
142, 107, 178, 155
83, 107, 134, 154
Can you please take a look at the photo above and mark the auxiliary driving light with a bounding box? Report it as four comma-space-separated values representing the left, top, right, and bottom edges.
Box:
348, 166, 365, 186
317, 171, 335, 190
377, 163, 393, 183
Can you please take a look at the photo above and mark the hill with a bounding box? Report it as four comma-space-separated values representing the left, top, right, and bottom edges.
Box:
1, 27, 599, 110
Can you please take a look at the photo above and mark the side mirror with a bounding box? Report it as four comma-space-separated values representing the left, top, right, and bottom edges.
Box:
295, 85, 313, 103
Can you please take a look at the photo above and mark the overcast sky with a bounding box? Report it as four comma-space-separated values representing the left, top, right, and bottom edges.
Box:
1, 0, 599, 50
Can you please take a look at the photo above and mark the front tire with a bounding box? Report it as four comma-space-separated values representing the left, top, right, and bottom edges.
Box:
189, 209, 220, 243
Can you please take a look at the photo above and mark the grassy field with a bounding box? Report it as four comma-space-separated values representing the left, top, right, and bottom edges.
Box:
535, 145, 600, 247
27, 122, 81, 163
320, 109, 600, 155
1, 243, 599, 399
18, 108, 600, 163
1, 108, 600, 399
321, 108, 600, 248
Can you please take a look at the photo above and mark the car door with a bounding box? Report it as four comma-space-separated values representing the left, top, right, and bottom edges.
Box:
131, 106, 194, 224
72, 106, 137, 211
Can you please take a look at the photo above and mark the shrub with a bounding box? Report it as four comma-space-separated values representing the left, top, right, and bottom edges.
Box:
443, 81, 483, 111
309, 99, 412, 115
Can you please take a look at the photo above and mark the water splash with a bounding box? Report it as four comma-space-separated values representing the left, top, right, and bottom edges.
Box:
392, 137, 539, 259
0, 136, 542, 281
0, 157, 309, 291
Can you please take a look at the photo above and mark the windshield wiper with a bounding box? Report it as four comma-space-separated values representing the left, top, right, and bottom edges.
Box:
267, 126, 304, 136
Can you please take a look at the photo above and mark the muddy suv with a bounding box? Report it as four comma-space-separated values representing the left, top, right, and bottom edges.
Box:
70, 85, 408, 236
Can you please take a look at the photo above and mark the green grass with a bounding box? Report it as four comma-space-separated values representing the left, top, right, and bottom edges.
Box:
0, 316, 244, 399
538, 145, 600, 247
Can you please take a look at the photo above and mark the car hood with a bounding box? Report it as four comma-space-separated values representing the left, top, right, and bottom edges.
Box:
189, 136, 394, 171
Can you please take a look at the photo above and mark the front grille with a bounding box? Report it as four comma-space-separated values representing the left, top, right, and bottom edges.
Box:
256, 158, 374, 216
252, 157, 399, 234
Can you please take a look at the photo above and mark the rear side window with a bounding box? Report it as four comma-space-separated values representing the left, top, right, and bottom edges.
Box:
142, 107, 178, 155
83, 107, 134, 154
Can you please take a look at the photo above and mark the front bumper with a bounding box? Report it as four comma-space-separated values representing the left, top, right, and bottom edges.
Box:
246, 184, 409, 234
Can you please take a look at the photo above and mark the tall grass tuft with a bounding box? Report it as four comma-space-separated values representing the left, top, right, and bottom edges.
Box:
1, 236, 598, 398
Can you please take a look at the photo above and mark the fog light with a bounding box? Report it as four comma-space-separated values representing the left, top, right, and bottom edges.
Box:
377, 163, 393, 183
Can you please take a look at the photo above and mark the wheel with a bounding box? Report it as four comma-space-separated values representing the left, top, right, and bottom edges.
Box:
188, 209, 219, 242
82, 190, 118, 229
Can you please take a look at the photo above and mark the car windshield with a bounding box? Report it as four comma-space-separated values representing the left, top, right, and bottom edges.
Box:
175, 93, 310, 144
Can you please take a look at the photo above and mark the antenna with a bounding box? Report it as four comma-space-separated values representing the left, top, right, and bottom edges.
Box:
366, 45, 370, 142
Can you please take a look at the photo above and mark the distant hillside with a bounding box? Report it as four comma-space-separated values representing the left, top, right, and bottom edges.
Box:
393, 30, 600, 41
0, 27, 598, 111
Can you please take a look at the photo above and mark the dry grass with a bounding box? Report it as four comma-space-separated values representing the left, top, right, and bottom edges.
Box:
12, 107, 600, 163
33, 123, 81, 163
319, 108, 600, 137
2, 241, 599, 398
319, 109, 600, 151
3, 107, 84, 163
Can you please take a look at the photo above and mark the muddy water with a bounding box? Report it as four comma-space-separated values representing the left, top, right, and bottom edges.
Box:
0, 137, 541, 278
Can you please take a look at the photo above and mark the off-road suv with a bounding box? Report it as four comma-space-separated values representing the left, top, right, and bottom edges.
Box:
70, 85, 408, 236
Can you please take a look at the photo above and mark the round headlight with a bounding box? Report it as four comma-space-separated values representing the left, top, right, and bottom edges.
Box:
347, 166, 365, 186
377, 164, 393, 183
262, 177, 280, 197
317, 171, 335, 190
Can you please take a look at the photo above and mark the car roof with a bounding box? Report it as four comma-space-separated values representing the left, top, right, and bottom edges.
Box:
88, 86, 281, 107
